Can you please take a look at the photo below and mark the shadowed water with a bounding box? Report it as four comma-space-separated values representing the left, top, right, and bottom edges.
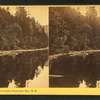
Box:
0, 50, 48, 87
50, 52, 100, 87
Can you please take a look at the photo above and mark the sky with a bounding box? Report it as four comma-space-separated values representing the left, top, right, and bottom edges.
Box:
2, 6, 100, 26
72, 6, 100, 16
3, 7, 48, 26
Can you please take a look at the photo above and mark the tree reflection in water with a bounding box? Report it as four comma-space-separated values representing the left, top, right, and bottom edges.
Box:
50, 52, 100, 87
0, 50, 48, 87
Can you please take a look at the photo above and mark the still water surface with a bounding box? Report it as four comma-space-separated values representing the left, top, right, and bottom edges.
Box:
0, 50, 48, 88
50, 52, 100, 88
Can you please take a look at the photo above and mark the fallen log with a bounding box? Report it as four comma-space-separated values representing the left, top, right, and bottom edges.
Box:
49, 53, 68, 60
49, 50, 100, 60
0, 47, 49, 56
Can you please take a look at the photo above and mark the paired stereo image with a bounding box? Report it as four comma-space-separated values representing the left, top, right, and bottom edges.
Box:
0, 6, 100, 88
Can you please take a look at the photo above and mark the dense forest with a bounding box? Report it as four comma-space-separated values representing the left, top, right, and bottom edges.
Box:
49, 7, 100, 55
0, 7, 48, 50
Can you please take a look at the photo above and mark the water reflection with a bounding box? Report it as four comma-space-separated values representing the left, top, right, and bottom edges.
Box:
8, 66, 49, 88
79, 80, 89, 88
50, 52, 100, 87
26, 66, 49, 88
0, 50, 48, 87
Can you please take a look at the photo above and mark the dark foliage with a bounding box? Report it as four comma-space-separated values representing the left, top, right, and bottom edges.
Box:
0, 7, 48, 50
49, 7, 100, 55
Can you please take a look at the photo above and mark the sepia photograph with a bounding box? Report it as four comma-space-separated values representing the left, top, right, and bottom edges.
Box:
49, 6, 100, 88
0, 6, 49, 88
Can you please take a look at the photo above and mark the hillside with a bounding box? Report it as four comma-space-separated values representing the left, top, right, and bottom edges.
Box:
44, 25, 49, 37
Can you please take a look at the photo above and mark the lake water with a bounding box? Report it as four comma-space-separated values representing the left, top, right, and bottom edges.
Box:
50, 52, 100, 88
0, 50, 49, 88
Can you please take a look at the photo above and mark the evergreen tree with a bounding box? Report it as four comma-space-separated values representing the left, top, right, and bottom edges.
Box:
0, 7, 48, 50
